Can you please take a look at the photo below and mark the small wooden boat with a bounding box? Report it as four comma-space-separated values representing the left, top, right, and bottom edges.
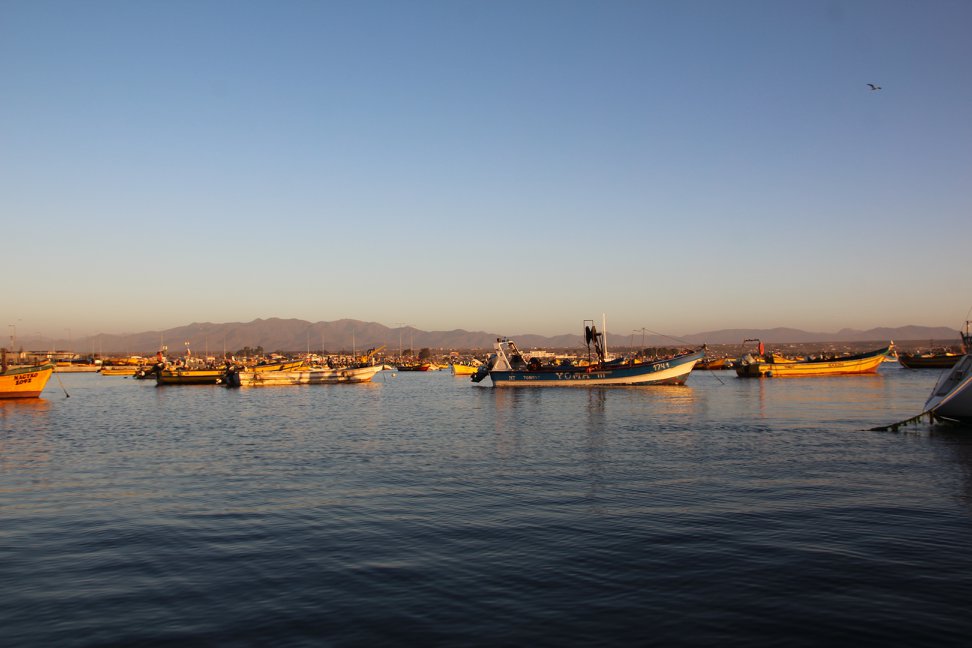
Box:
472, 320, 705, 387
922, 322, 972, 422
1, 351, 55, 399
735, 343, 892, 377
696, 357, 735, 371
397, 362, 432, 372
156, 368, 225, 385
898, 352, 962, 369
873, 323, 972, 431
223, 364, 382, 387
55, 363, 100, 373
250, 359, 305, 372
450, 363, 479, 376
924, 356, 972, 422
100, 366, 140, 376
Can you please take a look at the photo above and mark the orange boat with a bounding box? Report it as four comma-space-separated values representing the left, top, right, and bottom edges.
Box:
696, 357, 735, 371
1, 350, 55, 399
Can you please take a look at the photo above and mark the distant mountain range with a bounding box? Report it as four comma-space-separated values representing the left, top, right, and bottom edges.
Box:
13, 318, 965, 356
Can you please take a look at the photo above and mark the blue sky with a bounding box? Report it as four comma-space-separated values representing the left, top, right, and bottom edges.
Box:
3, 0, 970, 340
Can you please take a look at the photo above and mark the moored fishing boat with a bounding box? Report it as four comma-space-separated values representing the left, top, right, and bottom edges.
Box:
55, 362, 100, 373
696, 357, 735, 371
450, 362, 479, 376
250, 359, 305, 372
472, 320, 704, 387
397, 362, 432, 372
921, 322, 972, 423
223, 363, 382, 387
100, 365, 140, 376
156, 368, 225, 385
897, 351, 962, 369
735, 342, 892, 377
0, 351, 55, 399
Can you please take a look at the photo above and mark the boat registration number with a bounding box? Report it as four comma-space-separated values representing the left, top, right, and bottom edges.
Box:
554, 372, 608, 380
14, 372, 38, 385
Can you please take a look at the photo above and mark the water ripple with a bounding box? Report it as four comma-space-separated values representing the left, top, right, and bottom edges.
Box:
2, 370, 972, 645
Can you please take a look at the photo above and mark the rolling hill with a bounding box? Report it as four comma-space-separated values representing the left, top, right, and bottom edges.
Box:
16, 319, 965, 356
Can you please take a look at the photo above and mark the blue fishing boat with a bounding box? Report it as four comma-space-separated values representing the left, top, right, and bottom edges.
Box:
472, 320, 705, 387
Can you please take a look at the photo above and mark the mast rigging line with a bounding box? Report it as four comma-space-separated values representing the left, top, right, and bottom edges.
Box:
632, 328, 695, 348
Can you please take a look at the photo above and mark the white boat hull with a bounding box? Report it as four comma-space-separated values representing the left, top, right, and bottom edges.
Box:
924, 354, 972, 422
231, 365, 383, 387
485, 350, 704, 387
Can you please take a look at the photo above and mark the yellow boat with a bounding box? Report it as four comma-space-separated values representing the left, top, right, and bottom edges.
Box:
251, 359, 305, 372
735, 344, 892, 377
0, 353, 55, 399
450, 363, 479, 376
100, 366, 140, 376
55, 361, 100, 373
696, 357, 735, 371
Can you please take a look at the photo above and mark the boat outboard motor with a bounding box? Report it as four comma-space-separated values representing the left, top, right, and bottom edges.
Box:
471, 354, 496, 383
222, 361, 241, 388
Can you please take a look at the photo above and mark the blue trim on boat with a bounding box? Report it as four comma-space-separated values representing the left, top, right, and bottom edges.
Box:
488, 349, 704, 387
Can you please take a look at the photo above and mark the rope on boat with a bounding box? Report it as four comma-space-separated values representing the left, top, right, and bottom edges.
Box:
632, 328, 725, 385
696, 345, 726, 386
637, 328, 694, 346
869, 410, 937, 432
703, 363, 726, 386
54, 369, 70, 398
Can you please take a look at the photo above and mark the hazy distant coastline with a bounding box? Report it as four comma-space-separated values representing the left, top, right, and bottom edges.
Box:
8, 318, 964, 356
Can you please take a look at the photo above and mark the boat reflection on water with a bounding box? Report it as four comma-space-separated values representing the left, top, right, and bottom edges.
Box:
0, 395, 53, 472
0, 396, 52, 417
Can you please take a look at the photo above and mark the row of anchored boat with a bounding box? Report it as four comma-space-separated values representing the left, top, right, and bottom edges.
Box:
3, 320, 971, 424
470, 322, 898, 384
139, 358, 383, 387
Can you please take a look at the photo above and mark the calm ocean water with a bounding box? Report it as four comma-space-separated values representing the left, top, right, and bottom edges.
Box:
3, 366, 972, 647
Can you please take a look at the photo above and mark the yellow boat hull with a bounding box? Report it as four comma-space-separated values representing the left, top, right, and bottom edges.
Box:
0, 363, 55, 398
251, 359, 305, 372
100, 366, 139, 376
736, 345, 891, 378
450, 363, 478, 376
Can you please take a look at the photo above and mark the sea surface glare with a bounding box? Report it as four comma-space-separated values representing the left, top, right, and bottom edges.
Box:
2, 367, 972, 646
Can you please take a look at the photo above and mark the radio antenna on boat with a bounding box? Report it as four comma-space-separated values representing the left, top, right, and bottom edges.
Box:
584, 320, 606, 364
602, 314, 607, 360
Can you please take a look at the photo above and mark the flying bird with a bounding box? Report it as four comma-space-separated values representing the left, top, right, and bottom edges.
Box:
867, 83, 882, 91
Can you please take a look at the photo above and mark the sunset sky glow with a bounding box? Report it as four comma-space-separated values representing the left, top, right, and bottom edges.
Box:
3, 0, 970, 340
